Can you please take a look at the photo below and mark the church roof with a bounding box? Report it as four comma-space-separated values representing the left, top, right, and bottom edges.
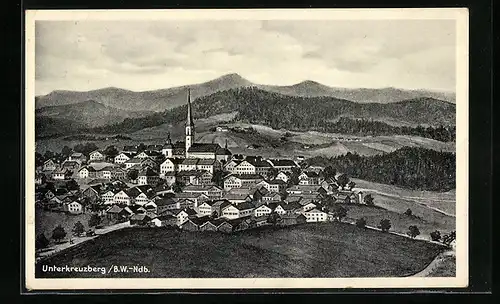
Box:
188, 143, 221, 153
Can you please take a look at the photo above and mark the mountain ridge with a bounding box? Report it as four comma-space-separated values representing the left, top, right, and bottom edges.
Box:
36, 73, 456, 112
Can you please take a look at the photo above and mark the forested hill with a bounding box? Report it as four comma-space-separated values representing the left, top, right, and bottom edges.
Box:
91, 87, 455, 136
305, 147, 455, 191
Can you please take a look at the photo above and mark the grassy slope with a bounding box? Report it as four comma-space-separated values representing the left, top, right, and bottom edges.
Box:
36, 223, 446, 278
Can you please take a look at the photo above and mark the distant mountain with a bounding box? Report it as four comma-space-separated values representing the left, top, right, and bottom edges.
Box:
35, 100, 154, 137
35, 73, 455, 112
35, 73, 253, 112
91, 87, 456, 136
260, 82, 456, 104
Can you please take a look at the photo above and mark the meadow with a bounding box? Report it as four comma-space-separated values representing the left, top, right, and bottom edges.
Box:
36, 222, 447, 278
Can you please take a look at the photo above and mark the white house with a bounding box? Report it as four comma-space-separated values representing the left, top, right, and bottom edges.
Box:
160, 158, 182, 176
234, 160, 256, 175
304, 208, 328, 222
253, 204, 273, 217
89, 150, 105, 161
221, 202, 254, 220
275, 172, 290, 183
179, 158, 199, 171
102, 190, 115, 204
196, 159, 220, 174
114, 152, 133, 164
66, 201, 83, 214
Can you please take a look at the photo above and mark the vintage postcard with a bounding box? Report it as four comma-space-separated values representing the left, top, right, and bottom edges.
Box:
25, 8, 469, 290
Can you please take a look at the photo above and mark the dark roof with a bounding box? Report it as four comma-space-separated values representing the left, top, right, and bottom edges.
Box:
226, 174, 264, 180
181, 158, 199, 166
162, 158, 184, 165
216, 146, 232, 155
139, 167, 159, 177
177, 170, 205, 177
182, 208, 198, 216
155, 197, 177, 207
302, 171, 320, 178
188, 143, 221, 153
106, 205, 123, 214
235, 202, 255, 210
269, 159, 297, 167
268, 179, 286, 185
124, 187, 142, 198
283, 201, 302, 210
246, 158, 272, 167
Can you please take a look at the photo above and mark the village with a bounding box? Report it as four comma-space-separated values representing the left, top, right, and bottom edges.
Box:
35, 90, 369, 241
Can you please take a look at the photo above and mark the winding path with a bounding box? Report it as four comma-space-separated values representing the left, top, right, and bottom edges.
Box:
410, 250, 456, 277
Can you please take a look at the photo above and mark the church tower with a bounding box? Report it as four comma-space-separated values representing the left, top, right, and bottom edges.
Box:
185, 88, 195, 155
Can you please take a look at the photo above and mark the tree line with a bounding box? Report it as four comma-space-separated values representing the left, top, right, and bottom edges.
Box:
305, 146, 455, 192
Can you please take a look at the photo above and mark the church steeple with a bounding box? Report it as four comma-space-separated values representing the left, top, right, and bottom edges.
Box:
185, 88, 195, 155
186, 88, 194, 127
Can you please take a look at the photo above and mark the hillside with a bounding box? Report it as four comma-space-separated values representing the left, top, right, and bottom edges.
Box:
90, 87, 455, 136
35, 100, 151, 128
35, 73, 455, 113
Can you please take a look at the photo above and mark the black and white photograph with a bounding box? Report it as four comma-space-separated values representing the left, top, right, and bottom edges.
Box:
25, 8, 469, 290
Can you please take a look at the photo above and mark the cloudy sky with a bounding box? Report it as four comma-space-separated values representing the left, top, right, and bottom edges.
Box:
35, 19, 456, 96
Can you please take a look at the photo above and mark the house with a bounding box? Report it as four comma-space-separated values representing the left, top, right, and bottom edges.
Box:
135, 151, 151, 159
78, 166, 97, 179
183, 185, 223, 199
221, 202, 254, 219
43, 159, 58, 171
130, 213, 152, 226
124, 157, 145, 169
81, 185, 101, 204
267, 159, 298, 173
162, 172, 177, 185
186, 143, 223, 159
174, 192, 209, 207
268, 202, 287, 216
44, 190, 55, 200
262, 192, 282, 202
180, 218, 200, 231
279, 214, 307, 226
210, 199, 232, 217
111, 167, 127, 181
52, 168, 71, 180
223, 174, 264, 191
134, 191, 155, 206
282, 201, 303, 215
228, 216, 253, 232
286, 185, 327, 196
301, 202, 318, 213
253, 204, 273, 217
122, 146, 139, 154
106, 205, 124, 221
196, 159, 221, 174
179, 158, 199, 171
68, 152, 87, 163
216, 126, 228, 132
233, 160, 256, 175
156, 214, 178, 227
199, 220, 219, 232
245, 157, 273, 176
65, 200, 83, 214
223, 159, 242, 174
303, 208, 328, 222
160, 158, 183, 176
176, 170, 207, 185
102, 190, 115, 204
217, 221, 234, 233
89, 150, 105, 161
171, 208, 198, 226
257, 179, 286, 193
138, 167, 160, 186
35, 173, 46, 185
298, 171, 322, 185
191, 170, 213, 186
275, 171, 290, 183
196, 200, 219, 217
114, 152, 135, 164
155, 197, 179, 214
62, 160, 80, 171
178, 198, 196, 209
222, 193, 252, 205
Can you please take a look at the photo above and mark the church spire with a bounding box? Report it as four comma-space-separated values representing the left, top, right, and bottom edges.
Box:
225, 139, 228, 149
186, 88, 194, 127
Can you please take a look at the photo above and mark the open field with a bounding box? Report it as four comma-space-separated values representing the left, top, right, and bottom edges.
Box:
35, 208, 93, 243
35, 222, 447, 278
353, 178, 456, 216
36, 113, 455, 159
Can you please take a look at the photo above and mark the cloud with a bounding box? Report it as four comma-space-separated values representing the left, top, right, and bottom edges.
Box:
34, 19, 457, 95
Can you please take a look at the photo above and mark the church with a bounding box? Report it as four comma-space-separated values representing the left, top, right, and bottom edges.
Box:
161, 89, 232, 162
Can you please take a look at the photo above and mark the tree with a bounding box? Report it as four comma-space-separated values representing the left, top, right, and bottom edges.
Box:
172, 180, 185, 193
363, 194, 374, 206
266, 167, 278, 180
88, 214, 101, 228
347, 181, 356, 190
137, 143, 147, 152
61, 146, 72, 157
331, 205, 347, 222
442, 231, 456, 246
72, 221, 85, 236
404, 208, 413, 216
35, 233, 50, 250
127, 169, 139, 181
322, 166, 337, 180
43, 150, 54, 160
211, 170, 226, 188
355, 217, 367, 228
104, 145, 119, 158
378, 219, 391, 232
73, 143, 99, 156
51, 225, 67, 243
407, 225, 420, 238
66, 179, 80, 191
337, 174, 350, 189
211, 211, 218, 219
430, 230, 442, 242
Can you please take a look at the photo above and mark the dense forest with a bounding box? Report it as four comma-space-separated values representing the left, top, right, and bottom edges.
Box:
305, 147, 455, 191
